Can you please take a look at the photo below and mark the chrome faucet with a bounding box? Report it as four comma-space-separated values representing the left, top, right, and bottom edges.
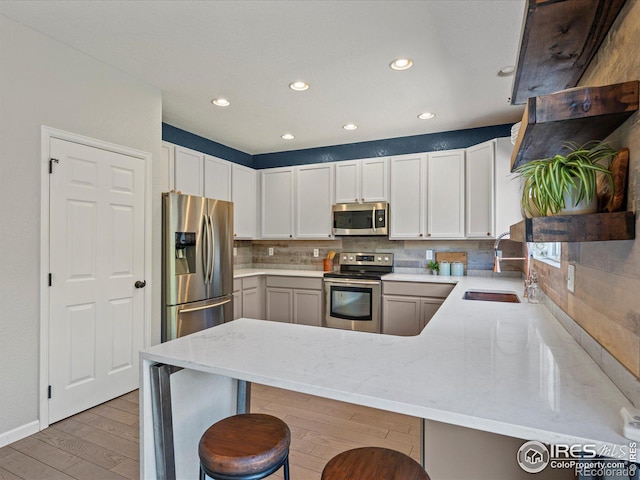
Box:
493, 232, 531, 297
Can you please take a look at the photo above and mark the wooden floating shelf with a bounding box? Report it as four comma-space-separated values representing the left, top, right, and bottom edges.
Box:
510, 81, 639, 171
511, 0, 627, 105
510, 211, 635, 243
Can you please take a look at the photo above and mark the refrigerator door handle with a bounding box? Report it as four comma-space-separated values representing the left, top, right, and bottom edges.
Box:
179, 297, 231, 314
208, 214, 215, 284
202, 214, 210, 284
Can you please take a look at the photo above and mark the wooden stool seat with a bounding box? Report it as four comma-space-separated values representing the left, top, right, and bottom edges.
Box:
198, 413, 291, 480
321, 447, 430, 480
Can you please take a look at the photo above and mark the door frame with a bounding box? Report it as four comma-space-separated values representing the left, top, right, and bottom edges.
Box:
39, 126, 152, 429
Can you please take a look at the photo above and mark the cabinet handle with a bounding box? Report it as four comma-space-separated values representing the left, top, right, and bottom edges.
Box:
289, 234, 293, 238
355, 198, 358, 202
419, 233, 423, 237
234, 233, 238, 237
328, 234, 331, 237
487, 232, 491, 236
361, 198, 365, 202
427, 233, 431, 237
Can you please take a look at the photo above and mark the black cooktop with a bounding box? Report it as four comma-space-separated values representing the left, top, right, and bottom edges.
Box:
323, 272, 386, 280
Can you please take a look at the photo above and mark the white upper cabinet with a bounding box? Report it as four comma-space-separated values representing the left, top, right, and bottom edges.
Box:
466, 141, 495, 238
261, 167, 295, 239
204, 154, 232, 201
160, 141, 175, 193
361, 157, 388, 202
389, 154, 427, 239
295, 163, 334, 239
427, 150, 465, 238
334, 160, 360, 203
334, 157, 388, 203
174, 146, 204, 196
232, 164, 258, 239
495, 137, 523, 235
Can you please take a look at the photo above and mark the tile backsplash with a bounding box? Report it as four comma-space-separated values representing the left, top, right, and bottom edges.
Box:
234, 237, 524, 275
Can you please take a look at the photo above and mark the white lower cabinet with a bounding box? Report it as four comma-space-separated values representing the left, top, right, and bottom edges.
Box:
382, 282, 454, 336
233, 291, 242, 320
265, 276, 322, 326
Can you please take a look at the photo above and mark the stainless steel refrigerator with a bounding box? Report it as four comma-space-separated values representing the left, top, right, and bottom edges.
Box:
162, 192, 233, 341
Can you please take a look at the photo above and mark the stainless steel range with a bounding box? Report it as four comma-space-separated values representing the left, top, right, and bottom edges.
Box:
323, 252, 393, 333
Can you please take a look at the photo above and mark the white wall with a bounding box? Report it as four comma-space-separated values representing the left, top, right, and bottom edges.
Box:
0, 15, 163, 438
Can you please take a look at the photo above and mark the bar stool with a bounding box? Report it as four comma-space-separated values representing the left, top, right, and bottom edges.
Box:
198, 413, 291, 480
321, 447, 430, 480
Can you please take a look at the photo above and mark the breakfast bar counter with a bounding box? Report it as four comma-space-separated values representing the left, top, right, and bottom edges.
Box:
140, 275, 633, 479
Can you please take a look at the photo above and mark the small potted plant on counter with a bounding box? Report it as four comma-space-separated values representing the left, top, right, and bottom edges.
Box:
513, 140, 616, 217
427, 260, 439, 275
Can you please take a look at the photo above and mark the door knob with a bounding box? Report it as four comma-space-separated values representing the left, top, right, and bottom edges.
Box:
135, 280, 146, 289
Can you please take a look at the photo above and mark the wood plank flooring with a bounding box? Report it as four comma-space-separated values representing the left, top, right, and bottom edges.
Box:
0, 384, 420, 480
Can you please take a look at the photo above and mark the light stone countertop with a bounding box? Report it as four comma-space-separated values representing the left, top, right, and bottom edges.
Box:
143, 273, 634, 457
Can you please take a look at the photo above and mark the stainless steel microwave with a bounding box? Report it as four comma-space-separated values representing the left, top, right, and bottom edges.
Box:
332, 202, 389, 236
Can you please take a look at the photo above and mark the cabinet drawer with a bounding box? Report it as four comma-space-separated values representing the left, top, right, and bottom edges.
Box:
242, 276, 259, 290
382, 281, 454, 298
233, 279, 242, 292
266, 276, 322, 290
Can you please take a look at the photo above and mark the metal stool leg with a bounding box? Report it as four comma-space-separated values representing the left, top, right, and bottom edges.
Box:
283, 457, 290, 480
199, 465, 205, 480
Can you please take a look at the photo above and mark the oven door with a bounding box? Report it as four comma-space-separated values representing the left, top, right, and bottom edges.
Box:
324, 278, 381, 333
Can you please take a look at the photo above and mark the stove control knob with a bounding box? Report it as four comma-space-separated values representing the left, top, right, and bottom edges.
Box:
342, 255, 347, 261
384, 256, 389, 262
377, 256, 382, 261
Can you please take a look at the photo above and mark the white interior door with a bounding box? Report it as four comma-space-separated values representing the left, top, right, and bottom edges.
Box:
48, 138, 145, 423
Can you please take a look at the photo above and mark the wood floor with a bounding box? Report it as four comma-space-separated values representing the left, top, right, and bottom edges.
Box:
0, 384, 421, 480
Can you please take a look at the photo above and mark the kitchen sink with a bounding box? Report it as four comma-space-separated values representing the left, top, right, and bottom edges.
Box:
462, 291, 520, 303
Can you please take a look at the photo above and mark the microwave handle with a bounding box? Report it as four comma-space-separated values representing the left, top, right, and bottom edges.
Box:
371, 205, 376, 233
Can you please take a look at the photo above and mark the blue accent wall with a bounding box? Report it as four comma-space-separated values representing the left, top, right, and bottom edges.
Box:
252, 124, 512, 169
162, 123, 253, 167
162, 122, 512, 169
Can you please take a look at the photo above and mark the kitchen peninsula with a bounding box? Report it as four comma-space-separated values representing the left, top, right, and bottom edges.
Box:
140, 275, 633, 479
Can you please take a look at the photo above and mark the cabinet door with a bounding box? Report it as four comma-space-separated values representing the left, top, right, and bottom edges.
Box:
232, 164, 258, 239
204, 155, 232, 201
334, 160, 361, 203
261, 168, 294, 239
427, 150, 465, 238
174, 146, 204, 196
494, 137, 523, 236
466, 141, 495, 238
160, 142, 175, 193
420, 298, 443, 331
293, 289, 322, 327
296, 163, 334, 239
389, 154, 426, 239
361, 157, 388, 202
242, 288, 263, 320
265, 287, 293, 323
233, 291, 242, 320
382, 295, 421, 336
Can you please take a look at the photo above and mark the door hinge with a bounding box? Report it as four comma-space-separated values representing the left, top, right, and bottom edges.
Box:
49, 158, 59, 174
48, 273, 52, 287
48, 385, 52, 399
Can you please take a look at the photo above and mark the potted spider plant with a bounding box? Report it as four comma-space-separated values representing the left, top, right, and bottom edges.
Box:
513, 141, 616, 217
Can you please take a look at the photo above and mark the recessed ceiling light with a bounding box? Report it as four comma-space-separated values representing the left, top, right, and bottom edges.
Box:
497, 65, 515, 77
390, 58, 413, 71
343, 123, 358, 131
211, 98, 230, 107
281, 133, 295, 140
417, 112, 436, 120
289, 81, 310, 91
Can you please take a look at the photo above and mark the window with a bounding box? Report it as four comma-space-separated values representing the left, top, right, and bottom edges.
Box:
531, 242, 561, 267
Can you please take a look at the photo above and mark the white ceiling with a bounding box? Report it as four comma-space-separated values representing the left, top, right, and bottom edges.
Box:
0, 0, 526, 155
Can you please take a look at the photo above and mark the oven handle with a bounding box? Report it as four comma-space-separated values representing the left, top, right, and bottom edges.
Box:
323, 278, 381, 286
